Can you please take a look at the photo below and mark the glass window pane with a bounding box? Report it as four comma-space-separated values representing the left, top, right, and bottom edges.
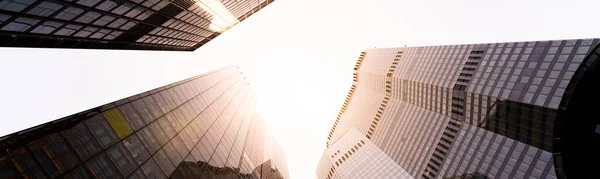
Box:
61, 122, 102, 160
119, 103, 145, 131
152, 93, 170, 113
103, 108, 134, 139
85, 153, 122, 179
171, 135, 189, 160
30, 21, 63, 34
93, 15, 115, 26
142, 96, 163, 119
160, 91, 176, 110
0, 147, 47, 178
54, 24, 82, 36
76, 12, 101, 23
96, 0, 117, 11
85, 114, 119, 149
62, 166, 91, 179
54, 7, 83, 20
27, 133, 80, 177
166, 112, 183, 132
27, 2, 62, 17
111, 3, 133, 15
141, 158, 166, 179
163, 141, 183, 167
153, 149, 175, 176
131, 99, 155, 124
147, 121, 168, 146
123, 135, 151, 165
136, 127, 160, 154
106, 143, 137, 176
0, 0, 35, 12
157, 116, 176, 139
127, 169, 146, 179
1, 17, 39, 32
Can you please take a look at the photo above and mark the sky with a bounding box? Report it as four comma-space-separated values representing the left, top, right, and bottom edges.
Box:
0, 0, 599, 178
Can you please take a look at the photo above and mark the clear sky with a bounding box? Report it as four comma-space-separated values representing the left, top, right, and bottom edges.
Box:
0, 0, 599, 178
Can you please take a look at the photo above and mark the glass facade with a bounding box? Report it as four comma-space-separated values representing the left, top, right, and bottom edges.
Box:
0, 66, 288, 179
0, 0, 275, 51
321, 39, 600, 179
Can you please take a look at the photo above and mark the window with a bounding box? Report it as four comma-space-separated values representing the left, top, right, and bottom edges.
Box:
125, 7, 143, 18
96, 0, 117, 11
120, 21, 136, 30
103, 30, 121, 40
27, 2, 62, 17
111, 3, 133, 15
0, 0, 35, 12
141, 158, 166, 179
163, 141, 183, 165
54, 24, 82, 36
153, 149, 176, 176
85, 153, 121, 178
123, 135, 151, 165
1, 17, 39, 32
3, 147, 47, 178
158, 116, 176, 139
62, 166, 91, 178
118, 103, 145, 131
93, 15, 116, 26
103, 108, 134, 139
107, 18, 127, 29
30, 21, 63, 34
106, 142, 137, 176
54, 7, 83, 20
89, 29, 110, 39
85, 114, 119, 148
148, 121, 169, 146
131, 99, 155, 124
27, 134, 80, 177
61, 122, 102, 160
152, 93, 170, 114
76, 11, 101, 23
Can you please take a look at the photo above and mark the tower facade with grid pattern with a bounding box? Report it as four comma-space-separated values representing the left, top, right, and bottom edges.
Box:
0, 66, 289, 178
0, 0, 274, 51
319, 38, 600, 179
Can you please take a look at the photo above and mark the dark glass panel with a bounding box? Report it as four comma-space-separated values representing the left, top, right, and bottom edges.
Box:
136, 127, 160, 154
27, 133, 80, 177
157, 117, 176, 139
163, 141, 183, 166
61, 122, 102, 160
0, 147, 47, 178
62, 166, 91, 179
85, 114, 119, 149
122, 135, 150, 165
152, 149, 175, 177
119, 103, 146, 131
106, 143, 138, 176
147, 121, 168, 146
85, 153, 122, 179
140, 158, 166, 179
131, 99, 155, 124
142, 96, 163, 119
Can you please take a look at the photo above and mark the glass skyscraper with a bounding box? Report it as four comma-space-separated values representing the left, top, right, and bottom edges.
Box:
0, 0, 274, 51
0, 66, 288, 178
318, 38, 600, 179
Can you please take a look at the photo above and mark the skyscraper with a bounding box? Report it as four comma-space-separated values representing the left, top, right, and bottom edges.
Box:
0, 66, 288, 178
319, 38, 600, 179
0, 0, 274, 51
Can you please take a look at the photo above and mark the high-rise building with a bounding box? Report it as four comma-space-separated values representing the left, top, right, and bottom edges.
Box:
0, 0, 274, 51
0, 66, 288, 178
319, 38, 600, 179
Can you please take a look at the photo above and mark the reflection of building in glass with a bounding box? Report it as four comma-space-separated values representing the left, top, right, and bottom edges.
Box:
0, 0, 274, 51
319, 39, 600, 179
0, 66, 288, 178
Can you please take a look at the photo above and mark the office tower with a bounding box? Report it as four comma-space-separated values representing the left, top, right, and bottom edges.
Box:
319, 38, 600, 179
0, 66, 288, 178
0, 0, 274, 51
